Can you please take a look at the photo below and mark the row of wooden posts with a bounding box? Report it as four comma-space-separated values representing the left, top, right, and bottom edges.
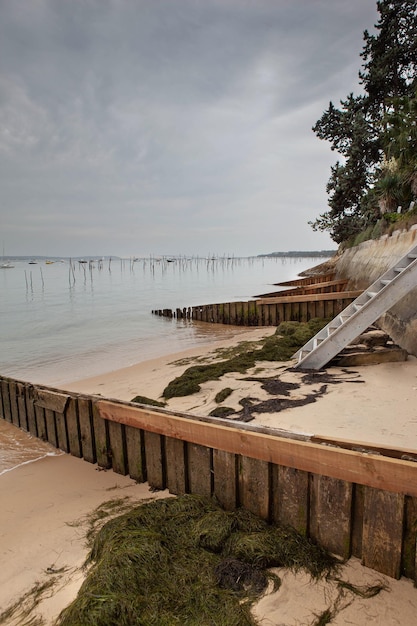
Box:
1, 374, 417, 583
152, 275, 362, 325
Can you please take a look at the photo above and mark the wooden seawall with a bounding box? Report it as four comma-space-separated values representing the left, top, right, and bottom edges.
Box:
1, 374, 417, 583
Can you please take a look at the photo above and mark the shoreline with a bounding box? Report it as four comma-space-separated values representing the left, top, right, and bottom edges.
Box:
62, 326, 417, 452
2, 326, 417, 624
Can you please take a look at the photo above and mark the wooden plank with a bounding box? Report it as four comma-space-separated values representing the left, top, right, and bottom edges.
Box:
213, 449, 237, 511
256, 291, 362, 306
0, 377, 4, 420
65, 397, 82, 458
187, 443, 212, 497
108, 420, 128, 475
238, 456, 270, 520
55, 412, 69, 452
362, 487, 404, 578
271, 465, 309, 535
274, 273, 335, 288
25, 385, 37, 437
78, 398, 96, 464
351, 483, 365, 558
92, 404, 111, 469
34, 405, 47, 441
300, 300, 308, 323
230, 302, 237, 325
165, 437, 187, 495
125, 425, 145, 482
143, 430, 165, 489
310, 475, 353, 559
16, 382, 28, 431
402, 496, 417, 580
9, 381, 19, 427
34, 388, 70, 413
45, 408, 58, 447
96, 401, 417, 497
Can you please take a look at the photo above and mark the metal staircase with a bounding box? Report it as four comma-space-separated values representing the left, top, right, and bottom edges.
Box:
293, 243, 417, 369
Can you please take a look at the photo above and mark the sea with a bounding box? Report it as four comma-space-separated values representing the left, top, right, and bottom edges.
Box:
0, 254, 330, 472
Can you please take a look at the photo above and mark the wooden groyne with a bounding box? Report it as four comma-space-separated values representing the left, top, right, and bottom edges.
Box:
152, 291, 362, 325
152, 271, 362, 325
1, 374, 417, 583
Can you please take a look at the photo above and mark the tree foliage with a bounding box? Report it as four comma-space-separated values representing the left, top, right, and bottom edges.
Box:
311, 0, 417, 244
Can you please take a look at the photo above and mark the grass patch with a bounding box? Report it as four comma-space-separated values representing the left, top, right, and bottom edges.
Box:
55, 495, 339, 626
163, 319, 329, 399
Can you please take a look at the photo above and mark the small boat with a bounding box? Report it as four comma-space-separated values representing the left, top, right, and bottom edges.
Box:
28, 260, 37, 264
0, 261, 14, 268
45, 260, 54, 264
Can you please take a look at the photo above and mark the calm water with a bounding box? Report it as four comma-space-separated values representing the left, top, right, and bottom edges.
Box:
0, 256, 325, 387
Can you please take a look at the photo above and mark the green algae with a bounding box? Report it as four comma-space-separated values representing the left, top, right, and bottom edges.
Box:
163, 319, 329, 399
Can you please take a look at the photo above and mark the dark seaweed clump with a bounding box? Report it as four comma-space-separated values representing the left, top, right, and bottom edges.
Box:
163, 319, 329, 399
55, 495, 339, 626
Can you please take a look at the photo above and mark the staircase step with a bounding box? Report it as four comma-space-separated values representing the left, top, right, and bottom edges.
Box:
292, 242, 417, 370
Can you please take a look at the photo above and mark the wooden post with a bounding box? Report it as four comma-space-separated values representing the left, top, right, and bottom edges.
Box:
165, 437, 187, 495
187, 443, 212, 497
271, 465, 309, 536
108, 420, 128, 475
310, 475, 353, 559
9, 381, 19, 427
16, 382, 28, 431
143, 431, 165, 489
362, 487, 404, 578
25, 385, 38, 437
238, 456, 270, 520
65, 397, 82, 458
93, 404, 111, 468
213, 449, 237, 511
78, 397, 96, 464
125, 425, 145, 483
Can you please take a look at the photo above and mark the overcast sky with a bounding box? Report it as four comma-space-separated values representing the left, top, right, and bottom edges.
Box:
0, 0, 379, 258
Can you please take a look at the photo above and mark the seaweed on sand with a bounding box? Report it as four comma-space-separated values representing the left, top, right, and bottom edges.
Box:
55, 495, 339, 626
162, 319, 329, 399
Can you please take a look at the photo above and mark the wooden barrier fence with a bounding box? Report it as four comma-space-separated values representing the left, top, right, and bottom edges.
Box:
152, 292, 362, 325
1, 374, 417, 583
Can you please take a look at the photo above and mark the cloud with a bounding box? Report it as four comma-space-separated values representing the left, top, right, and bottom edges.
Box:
0, 0, 379, 256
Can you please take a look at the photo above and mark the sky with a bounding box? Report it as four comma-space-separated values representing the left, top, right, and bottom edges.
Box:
0, 0, 380, 258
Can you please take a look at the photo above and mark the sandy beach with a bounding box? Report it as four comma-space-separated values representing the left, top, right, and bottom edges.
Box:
2, 326, 417, 624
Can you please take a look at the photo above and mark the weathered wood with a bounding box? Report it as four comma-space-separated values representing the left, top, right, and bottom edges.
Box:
65, 397, 82, 458
108, 420, 128, 475
92, 404, 111, 469
24, 385, 37, 437
272, 465, 309, 535
274, 273, 335, 288
34, 388, 70, 413
362, 487, 404, 578
143, 431, 165, 489
187, 443, 212, 497
213, 449, 237, 511
55, 412, 69, 452
402, 496, 417, 580
238, 456, 270, 520
34, 404, 47, 441
78, 398, 96, 464
256, 291, 362, 306
9, 381, 19, 427
351, 483, 365, 558
44, 408, 57, 447
310, 475, 353, 559
96, 400, 417, 497
16, 382, 28, 431
125, 425, 145, 482
165, 437, 187, 495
